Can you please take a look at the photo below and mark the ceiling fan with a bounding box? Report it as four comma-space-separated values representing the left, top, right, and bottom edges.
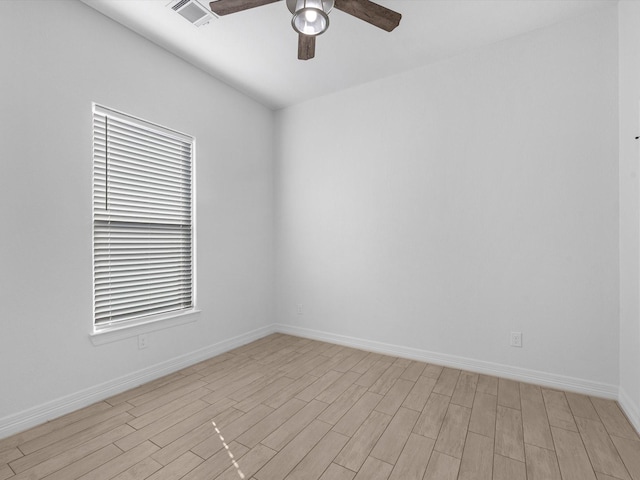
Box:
208, 0, 401, 60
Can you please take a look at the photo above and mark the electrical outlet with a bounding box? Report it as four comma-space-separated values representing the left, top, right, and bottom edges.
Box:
510, 331, 522, 348
296, 304, 304, 315
138, 334, 149, 350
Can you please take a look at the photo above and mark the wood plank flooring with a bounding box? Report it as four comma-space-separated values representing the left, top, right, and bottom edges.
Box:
1, 333, 639, 480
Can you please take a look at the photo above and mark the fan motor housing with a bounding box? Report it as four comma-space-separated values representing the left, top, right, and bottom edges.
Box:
286, 0, 335, 15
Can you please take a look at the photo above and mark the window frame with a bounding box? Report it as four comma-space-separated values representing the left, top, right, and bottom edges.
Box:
91, 103, 197, 338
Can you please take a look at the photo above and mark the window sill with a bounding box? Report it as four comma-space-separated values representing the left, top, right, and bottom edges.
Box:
89, 309, 200, 346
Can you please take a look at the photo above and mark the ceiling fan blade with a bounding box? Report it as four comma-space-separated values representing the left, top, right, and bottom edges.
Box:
334, 0, 401, 32
209, 0, 279, 16
298, 34, 315, 60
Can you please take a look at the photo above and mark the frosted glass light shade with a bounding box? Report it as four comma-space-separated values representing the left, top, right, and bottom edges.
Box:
291, 0, 329, 36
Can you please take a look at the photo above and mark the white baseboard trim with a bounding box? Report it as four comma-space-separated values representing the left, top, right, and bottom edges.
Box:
0, 322, 625, 441
619, 387, 640, 434
0, 324, 276, 440
274, 323, 619, 400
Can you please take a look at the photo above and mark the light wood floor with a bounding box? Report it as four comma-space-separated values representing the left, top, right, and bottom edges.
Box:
1, 334, 639, 480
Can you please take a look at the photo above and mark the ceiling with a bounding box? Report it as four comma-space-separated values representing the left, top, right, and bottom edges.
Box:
81, 0, 614, 110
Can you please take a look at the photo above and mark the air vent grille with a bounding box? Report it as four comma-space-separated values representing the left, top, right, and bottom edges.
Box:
172, 0, 191, 10
168, 0, 215, 27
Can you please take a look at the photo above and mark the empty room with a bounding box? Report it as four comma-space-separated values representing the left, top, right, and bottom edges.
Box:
1, 0, 640, 478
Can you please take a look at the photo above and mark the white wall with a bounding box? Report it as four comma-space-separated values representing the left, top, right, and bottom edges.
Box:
276, 7, 620, 393
0, 0, 274, 435
618, 0, 640, 431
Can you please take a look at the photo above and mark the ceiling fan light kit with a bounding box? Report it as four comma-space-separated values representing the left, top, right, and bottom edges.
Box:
209, 0, 401, 60
288, 0, 334, 36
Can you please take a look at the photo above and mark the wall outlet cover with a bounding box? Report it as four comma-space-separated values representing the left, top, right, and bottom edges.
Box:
510, 331, 522, 348
138, 334, 149, 349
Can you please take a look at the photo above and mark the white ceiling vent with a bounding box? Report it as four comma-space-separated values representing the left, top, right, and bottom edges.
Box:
168, 0, 216, 27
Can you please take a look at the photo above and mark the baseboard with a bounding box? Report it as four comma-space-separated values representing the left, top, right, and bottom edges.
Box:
0, 322, 624, 441
619, 387, 640, 434
0, 324, 276, 440
274, 323, 619, 399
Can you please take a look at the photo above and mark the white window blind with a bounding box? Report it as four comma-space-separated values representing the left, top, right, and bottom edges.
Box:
92, 104, 194, 329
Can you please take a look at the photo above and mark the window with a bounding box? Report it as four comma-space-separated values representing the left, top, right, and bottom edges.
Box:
92, 104, 194, 331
